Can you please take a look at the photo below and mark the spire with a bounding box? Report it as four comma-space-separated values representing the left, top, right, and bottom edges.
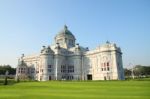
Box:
64, 25, 68, 30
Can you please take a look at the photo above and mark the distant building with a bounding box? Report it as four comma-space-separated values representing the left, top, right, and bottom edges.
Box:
16, 25, 124, 81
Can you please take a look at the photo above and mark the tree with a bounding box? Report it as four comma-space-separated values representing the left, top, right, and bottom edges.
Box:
4, 71, 9, 85
124, 68, 131, 77
124, 65, 150, 78
0, 65, 16, 75
134, 65, 150, 77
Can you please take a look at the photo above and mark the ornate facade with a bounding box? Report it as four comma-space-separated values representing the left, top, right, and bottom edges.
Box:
16, 25, 124, 81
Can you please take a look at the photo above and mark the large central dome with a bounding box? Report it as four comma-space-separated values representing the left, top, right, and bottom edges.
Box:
55, 25, 75, 39
55, 25, 76, 49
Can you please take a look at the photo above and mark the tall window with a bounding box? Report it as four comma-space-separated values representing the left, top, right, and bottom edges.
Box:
69, 39, 73, 46
48, 65, 52, 72
20, 68, 26, 73
104, 63, 106, 66
61, 65, 67, 73
107, 62, 110, 71
61, 65, 74, 73
101, 62, 110, 71
48, 65, 52, 68
104, 66, 106, 71
31, 68, 35, 73
107, 62, 109, 66
68, 65, 74, 73
40, 69, 43, 72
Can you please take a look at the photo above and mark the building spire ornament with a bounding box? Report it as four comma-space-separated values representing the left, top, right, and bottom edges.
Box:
64, 24, 68, 30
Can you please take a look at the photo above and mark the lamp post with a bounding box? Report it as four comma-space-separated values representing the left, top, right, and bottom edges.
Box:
131, 66, 135, 79
4, 71, 9, 85
16, 74, 20, 82
129, 63, 134, 79
107, 72, 109, 80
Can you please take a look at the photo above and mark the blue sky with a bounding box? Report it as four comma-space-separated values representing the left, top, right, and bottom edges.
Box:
0, 0, 150, 67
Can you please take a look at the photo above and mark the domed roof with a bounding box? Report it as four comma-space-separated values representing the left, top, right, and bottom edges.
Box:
18, 60, 27, 67
41, 46, 54, 55
56, 25, 75, 39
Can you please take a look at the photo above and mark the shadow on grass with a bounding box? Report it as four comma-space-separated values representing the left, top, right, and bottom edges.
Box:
0, 79, 18, 86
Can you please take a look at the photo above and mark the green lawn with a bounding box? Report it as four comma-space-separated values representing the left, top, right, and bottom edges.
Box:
0, 80, 150, 99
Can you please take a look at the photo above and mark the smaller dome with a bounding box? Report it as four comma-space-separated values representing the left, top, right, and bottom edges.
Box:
41, 46, 54, 55
18, 60, 27, 67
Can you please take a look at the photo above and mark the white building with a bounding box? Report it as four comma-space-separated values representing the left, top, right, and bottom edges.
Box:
16, 25, 124, 81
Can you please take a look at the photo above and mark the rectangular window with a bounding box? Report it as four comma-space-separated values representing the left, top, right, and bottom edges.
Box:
107, 62, 109, 66
107, 67, 110, 71
48, 65, 52, 72
68, 65, 74, 73
31, 68, 35, 73
48, 69, 51, 72
104, 63, 106, 66
48, 65, 52, 68
40, 69, 43, 72
61, 65, 67, 73
104, 68, 106, 71
69, 39, 73, 46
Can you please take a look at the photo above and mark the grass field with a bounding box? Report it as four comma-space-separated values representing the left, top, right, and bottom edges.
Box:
0, 80, 150, 99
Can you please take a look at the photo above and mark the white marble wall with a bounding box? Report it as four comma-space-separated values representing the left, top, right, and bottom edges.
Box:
17, 43, 124, 81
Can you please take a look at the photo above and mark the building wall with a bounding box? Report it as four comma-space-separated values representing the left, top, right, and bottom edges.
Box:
16, 26, 124, 81
16, 44, 124, 81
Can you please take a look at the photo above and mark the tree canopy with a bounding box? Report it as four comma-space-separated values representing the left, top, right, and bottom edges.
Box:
0, 65, 16, 75
124, 65, 150, 78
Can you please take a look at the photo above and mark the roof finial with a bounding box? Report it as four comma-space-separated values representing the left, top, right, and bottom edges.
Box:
64, 24, 68, 30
